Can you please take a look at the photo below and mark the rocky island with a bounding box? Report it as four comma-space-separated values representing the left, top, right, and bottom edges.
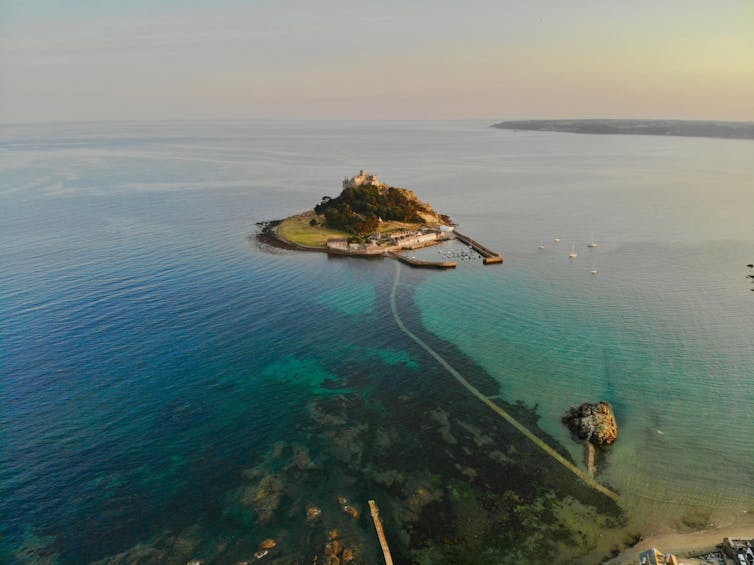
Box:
259, 170, 503, 266
562, 401, 618, 478
260, 170, 454, 256
562, 401, 618, 446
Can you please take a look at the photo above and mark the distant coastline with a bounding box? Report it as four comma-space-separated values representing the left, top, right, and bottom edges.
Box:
491, 119, 754, 140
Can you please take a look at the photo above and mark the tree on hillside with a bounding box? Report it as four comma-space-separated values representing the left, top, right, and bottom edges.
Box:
315, 185, 427, 234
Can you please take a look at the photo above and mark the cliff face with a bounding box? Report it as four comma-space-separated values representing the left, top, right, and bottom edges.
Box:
396, 188, 440, 224
562, 402, 618, 445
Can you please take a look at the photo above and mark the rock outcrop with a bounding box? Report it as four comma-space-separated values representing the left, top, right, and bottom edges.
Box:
562, 401, 617, 445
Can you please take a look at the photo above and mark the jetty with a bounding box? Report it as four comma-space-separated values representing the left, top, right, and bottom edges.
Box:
368, 500, 394, 565
453, 231, 503, 264
388, 251, 456, 269
586, 442, 596, 478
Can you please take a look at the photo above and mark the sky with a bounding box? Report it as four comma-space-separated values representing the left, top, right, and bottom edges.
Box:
1, 0, 753, 123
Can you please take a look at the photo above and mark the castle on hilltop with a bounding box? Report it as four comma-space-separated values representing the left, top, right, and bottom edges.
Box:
343, 170, 384, 190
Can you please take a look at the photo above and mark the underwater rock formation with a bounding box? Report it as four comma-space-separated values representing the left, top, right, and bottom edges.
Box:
306, 505, 322, 521
322, 529, 358, 565
336, 496, 360, 519
562, 401, 618, 445
240, 474, 285, 524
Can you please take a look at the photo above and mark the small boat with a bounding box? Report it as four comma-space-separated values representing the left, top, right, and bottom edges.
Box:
591, 268, 598, 275
569, 244, 577, 259
587, 233, 598, 248
537, 245, 545, 250
554, 236, 561, 243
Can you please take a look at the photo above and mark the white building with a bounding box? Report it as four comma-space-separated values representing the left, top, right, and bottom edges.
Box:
326, 238, 348, 250
391, 231, 438, 248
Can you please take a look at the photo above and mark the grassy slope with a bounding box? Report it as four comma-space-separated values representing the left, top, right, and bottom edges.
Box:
277, 212, 350, 247
277, 212, 431, 248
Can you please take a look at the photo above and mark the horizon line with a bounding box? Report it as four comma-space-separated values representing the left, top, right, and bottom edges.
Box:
3, 116, 754, 128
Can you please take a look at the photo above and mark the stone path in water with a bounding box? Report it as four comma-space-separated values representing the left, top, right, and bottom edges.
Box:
389, 262, 621, 503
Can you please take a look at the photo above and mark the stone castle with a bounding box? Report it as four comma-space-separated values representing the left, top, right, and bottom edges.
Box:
342, 170, 384, 190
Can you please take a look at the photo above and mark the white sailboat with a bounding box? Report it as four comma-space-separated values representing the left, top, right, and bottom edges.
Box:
554, 236, 561, 243
587, 233, 598, 248
569, 244, 578, 259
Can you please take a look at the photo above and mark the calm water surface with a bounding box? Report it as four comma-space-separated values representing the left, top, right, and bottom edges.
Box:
1, 121, 753, 563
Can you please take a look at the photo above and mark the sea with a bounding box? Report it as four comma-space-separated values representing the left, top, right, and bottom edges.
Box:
1, 120, 753, 564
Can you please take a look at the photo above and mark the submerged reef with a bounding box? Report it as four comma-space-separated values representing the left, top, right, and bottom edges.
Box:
84, 286, 635, 564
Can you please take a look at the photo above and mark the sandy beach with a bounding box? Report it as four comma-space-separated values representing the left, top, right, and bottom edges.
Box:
606, 511, 754, 564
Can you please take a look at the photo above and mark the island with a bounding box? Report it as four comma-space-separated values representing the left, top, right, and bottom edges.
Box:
562, 401, 618, 478
258, 170, 503, 267
491, 119, 754, 140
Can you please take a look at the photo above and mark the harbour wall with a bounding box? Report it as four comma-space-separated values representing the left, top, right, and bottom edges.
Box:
453, 231, 503, 264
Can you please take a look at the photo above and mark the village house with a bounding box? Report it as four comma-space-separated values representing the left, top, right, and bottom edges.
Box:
398, 233, 438, 249
326, 238, 348, 250
388, 230, 439, 249
639, 548, 679, 565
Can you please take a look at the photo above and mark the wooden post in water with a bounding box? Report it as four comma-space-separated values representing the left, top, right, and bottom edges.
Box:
368, 499, 394, 565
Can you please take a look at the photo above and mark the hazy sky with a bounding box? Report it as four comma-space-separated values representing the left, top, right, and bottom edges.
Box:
1, 0, 752, 123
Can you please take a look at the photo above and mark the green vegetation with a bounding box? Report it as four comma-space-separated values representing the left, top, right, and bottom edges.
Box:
275, 180, 448, 247
278, 213, 349, 247
314, 185, 429, 234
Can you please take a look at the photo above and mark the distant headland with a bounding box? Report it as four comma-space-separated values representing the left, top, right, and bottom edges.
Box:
258, 170, 502, 266
491, 119, 754, 140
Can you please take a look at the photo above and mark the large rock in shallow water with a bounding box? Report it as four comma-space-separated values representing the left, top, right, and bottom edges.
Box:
562, 401, 618, 445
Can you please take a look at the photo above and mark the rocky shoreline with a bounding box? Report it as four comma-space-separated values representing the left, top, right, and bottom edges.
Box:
255, 220, 331, 254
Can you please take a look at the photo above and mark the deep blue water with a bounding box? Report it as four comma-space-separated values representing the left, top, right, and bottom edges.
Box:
2, 121, 753, 563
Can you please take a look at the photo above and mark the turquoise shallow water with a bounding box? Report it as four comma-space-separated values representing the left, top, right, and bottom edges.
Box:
1, 121, 752, 563
407, 131, 754, 521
